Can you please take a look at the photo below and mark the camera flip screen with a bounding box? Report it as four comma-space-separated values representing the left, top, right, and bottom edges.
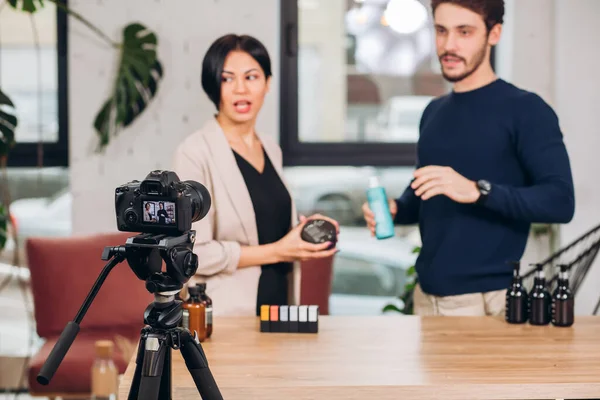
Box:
143, 200, 176, 225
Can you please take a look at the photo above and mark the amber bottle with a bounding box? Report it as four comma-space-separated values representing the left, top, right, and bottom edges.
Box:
197, 283, 213, 338
188, 285, 206, 341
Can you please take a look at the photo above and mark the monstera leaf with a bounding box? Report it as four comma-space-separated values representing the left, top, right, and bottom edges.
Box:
94, 23, 163, 151
7, 0, 44, 13
0, 89, 18, 157
0, 204, 7, 251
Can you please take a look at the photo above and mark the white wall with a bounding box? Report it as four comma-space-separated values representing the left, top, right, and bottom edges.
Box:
68, 0, 280, 234
504, 0, 600, 314
553, 0, 600, 315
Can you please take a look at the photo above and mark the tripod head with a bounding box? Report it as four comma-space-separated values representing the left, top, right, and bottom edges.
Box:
36, 230, 198, 386
103, 230, 198, 295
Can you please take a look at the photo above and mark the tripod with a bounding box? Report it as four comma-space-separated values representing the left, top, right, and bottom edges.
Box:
36, 231, 223, 400
127, 280, 222, 399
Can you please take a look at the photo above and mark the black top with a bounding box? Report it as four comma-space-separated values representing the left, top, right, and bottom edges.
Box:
394, 79, 574, 297
233, 148, 293, 315
157, 209, 168, 224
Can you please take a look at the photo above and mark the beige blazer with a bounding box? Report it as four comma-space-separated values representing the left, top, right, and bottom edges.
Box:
172, 117, 301, 316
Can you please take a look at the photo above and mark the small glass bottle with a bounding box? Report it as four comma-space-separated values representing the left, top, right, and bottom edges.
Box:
197, 283, 213, 338
505, 261, 529, 324
528, 263, 551, 325
91, 340, 118, 400
188, 285, 207, 342
552, 264, 575, 327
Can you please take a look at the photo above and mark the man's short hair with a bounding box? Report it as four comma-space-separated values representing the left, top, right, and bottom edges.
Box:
431, 0, 505, 31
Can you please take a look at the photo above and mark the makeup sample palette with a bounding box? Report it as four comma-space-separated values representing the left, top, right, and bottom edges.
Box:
260, 305, 319, 333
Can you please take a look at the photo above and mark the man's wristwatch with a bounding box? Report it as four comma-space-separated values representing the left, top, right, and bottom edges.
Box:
475, 179, 492, 204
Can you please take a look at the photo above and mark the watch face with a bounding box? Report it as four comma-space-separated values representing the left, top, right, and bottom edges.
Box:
478, 180, 491, 195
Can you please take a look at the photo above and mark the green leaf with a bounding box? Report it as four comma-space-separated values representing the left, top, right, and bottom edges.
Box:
0, 204, 7, 251
382, 304, 403, 313
406, 265, 416, 276
93, 23, 163, 152
0, 88, 18, 157
8, 0, 44, 13
412, 246, 421, 254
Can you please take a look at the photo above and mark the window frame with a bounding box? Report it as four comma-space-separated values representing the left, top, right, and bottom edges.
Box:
6, 0, 69, 168
279, 0, 496, 167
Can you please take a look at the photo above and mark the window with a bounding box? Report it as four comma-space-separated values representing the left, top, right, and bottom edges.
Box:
0, 1, 68, 167
1, 2, 70, 266
281, 0, 495, 167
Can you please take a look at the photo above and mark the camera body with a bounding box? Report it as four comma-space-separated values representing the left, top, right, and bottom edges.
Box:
115, 170, 197, 235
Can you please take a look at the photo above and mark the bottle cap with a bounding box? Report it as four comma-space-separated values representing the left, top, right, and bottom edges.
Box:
369, 176, 380, 188
558, 264, 569, 272
196, 282, 207, 292
95, 340, 113, 358
189, 285, 200, 296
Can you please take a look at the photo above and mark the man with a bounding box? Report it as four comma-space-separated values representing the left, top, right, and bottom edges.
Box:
363, 0, 574, 316
157, 202, 169, 225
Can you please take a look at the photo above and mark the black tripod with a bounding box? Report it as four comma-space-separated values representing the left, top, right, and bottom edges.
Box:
36, 232, 223, 400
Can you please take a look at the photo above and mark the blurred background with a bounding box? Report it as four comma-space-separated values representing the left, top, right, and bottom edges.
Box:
1, 0, 599, 396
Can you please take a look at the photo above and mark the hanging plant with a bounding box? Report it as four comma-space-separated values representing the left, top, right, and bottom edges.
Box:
0, 90, 18, 255
2, 0, 164, 153
0, 89, 18, 158
0, 0, 164, 255
94, 23, 163, 151
7, 0, 45, 13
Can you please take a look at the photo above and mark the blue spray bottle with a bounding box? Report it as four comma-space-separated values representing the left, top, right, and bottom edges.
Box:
367, 176, 395, 239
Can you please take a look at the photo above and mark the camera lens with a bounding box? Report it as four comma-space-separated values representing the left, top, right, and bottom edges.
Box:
183, 180, 211, 222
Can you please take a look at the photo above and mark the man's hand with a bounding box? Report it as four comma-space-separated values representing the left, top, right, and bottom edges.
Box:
412, 166, 480, 203
362, 199, 397, 236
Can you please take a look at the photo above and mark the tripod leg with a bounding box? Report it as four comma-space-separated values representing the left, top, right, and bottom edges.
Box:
178, 329, 223, 400
136, 332, 169, 400
127, 329, 148, 400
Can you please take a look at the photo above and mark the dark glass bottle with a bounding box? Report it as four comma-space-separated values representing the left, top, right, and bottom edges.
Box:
528, 263, 551, 325
552, 264, 575, 327
188, 285, 206, 342
505, 261, 529, 324
197, 283, 213, 338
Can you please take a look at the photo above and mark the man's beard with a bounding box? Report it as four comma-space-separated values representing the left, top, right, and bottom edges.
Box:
439, 43, 487, 83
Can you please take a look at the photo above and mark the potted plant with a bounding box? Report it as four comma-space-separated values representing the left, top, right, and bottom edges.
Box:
382, 246, 420, 315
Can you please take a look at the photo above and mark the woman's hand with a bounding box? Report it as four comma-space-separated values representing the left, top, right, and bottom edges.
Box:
299, 213, 341, 235
273, 216, 339, 262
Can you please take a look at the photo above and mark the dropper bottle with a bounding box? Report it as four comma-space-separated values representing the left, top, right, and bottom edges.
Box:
551, 264, 575, 327
505, 261, 528, 324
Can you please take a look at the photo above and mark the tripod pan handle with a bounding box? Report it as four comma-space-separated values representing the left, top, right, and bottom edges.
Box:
37, 321, 80, 385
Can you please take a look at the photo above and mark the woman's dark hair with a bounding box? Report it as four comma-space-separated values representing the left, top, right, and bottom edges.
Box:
201, 34, 272, 110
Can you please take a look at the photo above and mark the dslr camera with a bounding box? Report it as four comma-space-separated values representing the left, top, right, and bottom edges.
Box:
115, 170, 211, 235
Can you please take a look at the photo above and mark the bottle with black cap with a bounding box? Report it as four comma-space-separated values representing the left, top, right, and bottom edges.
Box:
505, 261, 529, 324
196, 283, 213, 338
528, 263, 551, 325
551, 264, 575, 327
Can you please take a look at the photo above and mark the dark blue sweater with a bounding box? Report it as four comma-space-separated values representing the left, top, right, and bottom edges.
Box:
395, 79, 575, 296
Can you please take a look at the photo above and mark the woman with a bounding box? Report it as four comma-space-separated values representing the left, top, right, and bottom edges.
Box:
143, 203, 155, 223
172, 34, 339, 316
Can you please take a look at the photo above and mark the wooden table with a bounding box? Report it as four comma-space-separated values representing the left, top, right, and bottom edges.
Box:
118, 316, 600, 399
